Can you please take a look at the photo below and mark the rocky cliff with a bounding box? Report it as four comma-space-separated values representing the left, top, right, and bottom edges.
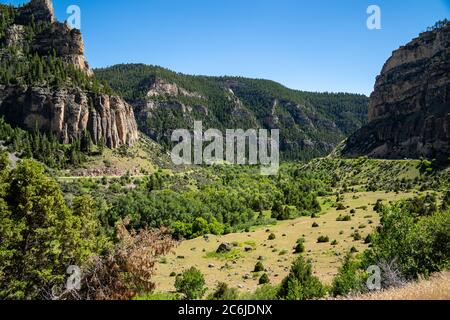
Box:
0, 0, 139, 148
342, 22, 450, 159
0, 85, 138, 148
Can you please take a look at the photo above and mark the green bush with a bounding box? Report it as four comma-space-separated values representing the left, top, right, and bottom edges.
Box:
268, 233, 276, 240
208, 282, 239, 300
317, 235, 330, 243
241, 285, 278, 300
363, 204, 450, 279
277, 256, 326, 300
175, 267, 206, 300
352, 232, 362, 241
254, 261, 265, 272
331, 253, 366, 297
0, 159, 108, 299
294, 239, 306, 254
259, 273, 270, 285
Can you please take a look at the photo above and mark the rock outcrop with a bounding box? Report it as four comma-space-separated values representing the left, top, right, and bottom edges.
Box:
17, 0, 55, 24
0, 0, 139, 148
342, 22, 450, 159
31, 22, 93, 76
0, 85, 139, 148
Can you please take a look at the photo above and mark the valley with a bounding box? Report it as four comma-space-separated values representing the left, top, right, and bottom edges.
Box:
152, 190, 417, 295
0, 0, 448, 303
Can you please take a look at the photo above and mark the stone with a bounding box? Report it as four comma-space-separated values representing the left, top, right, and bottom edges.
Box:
17, 0, 55, 24
342, 22, 450, 159
216, 243, 232, 254
0, 0, 137, 149
0, 85, 139, 149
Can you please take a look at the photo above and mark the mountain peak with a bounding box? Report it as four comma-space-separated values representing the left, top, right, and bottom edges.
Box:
19, 0, 55, 24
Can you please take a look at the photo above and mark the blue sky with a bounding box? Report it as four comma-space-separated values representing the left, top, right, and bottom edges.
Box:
4, 0, 449, 95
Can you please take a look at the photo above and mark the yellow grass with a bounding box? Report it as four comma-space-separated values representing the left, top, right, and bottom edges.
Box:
153, 191, 417, 295
346, 271, 450, 300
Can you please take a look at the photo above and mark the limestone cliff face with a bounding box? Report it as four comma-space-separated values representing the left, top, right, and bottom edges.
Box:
17, 0, 55, 24
31, 22, 93, 76
0, 0, 139, 148
0, 85, 139, 148
342, 23, 450, 159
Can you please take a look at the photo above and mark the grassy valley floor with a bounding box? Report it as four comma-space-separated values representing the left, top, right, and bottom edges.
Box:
152, 191, 420, 295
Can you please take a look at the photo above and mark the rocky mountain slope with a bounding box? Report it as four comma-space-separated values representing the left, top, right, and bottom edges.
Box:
342, 21, 450, 159
96, 64, 369, 160
0, 0, 138, 148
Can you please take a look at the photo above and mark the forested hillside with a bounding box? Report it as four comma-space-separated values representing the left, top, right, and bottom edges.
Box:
96, 64, 369, 160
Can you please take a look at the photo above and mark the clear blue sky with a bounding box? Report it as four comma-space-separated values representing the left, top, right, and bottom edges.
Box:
4, 0, 450, 95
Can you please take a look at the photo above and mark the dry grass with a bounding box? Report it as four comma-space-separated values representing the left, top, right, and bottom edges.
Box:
152, 191, 417, 295
346, 271, 450, 300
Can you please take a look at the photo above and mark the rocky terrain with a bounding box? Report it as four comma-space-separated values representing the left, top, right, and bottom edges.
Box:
0, 85, 138, 148
0, 0, 138, 148
342, 22, 450, 159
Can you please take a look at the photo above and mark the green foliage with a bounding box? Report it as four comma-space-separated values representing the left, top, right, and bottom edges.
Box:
426, 19, 449, 31
108, 166, 323, 240
317, 235, 330, 243
303, 158, 449, 193
175, 267, 207, 300
363, 203, 450, 279
0, 5, 112, 94
240, 285, 278, 300
0, 157, 108, 299
254, 261, 265, 273
330, 253, 366, 297
95, 64, 369, 160
277, 256, 327, 300
294, 238, 306, 253
135, 292, 180, 301
208, 282, 239, 300
259, 273, 270, 285
0, 118, 86, 169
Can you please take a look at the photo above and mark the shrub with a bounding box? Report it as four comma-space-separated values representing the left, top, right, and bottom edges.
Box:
373, 200, 384, 213
317, 236, 330, 243
268, 233, 276, 240
312, 222, 319, 228
208, 282, 239, 300
294, 239, 306, 254
363, 204, 450, 279
254, 261, 265, 272
337, 215, 351, 222
331, 240, 338, 246
175, 267, 206, 300
259, 273, 270, 285
336, 203, 346, 210
241, 285, 278, 300
330, 253, 365, 297
277, 257, 326, 300
352, 232, 362, 241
